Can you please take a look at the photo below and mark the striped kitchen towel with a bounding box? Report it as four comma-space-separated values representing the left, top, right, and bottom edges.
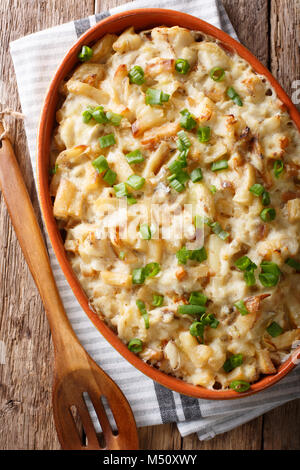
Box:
9, 0, 300, 442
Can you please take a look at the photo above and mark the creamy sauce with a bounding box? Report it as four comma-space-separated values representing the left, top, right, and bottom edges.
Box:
51, 27, 300, 389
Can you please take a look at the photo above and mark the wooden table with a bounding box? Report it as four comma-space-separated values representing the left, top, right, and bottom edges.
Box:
0, 0, 299, 450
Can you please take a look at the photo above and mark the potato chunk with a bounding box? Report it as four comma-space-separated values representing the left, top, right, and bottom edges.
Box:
53, 179, 83, 219
287, 198, 300, 222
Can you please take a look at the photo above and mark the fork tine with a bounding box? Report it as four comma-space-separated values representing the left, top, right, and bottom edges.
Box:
104, 395, 137, 444
87, 391, 114, 444
76, 394, 102, 449
53, 399, 85, 450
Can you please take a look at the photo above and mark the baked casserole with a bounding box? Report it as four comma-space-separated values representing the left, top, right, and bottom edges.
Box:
50, 26, 300, 392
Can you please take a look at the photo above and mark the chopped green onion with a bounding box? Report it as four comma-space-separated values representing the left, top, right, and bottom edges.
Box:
259, 261, 280, 287
136, 299, 149, 329
176, 246, 207, 265
235, 256, 257, 286
210, 185, 217, 194
132, 264, 160, 284
233, 95, 243, 106
167, 173, 177, 182
140, 223, 152, 240
145, 88, 161, 105
250, 184, 271, 208
229, 380, 250, 393
205, 314, 219, 329
99, 133, 116, 148
125, 149, 144, 165
227, 87, 237, 99
178, 149, 189, 166
132, 268, 145, 285
161, 92, 170, 102
78, 45, 93, 62
168, 159, 186, 174
259, 273, 279, 287
177, 130, 191, 151
178, 304, 207, 316
127, 195, 137, 205
227, 87, 243, 106
211, 160, 228, 172
128, 338, 143, 353
249, 183, 265, 197
262, 191, 270, 206
92, 106, 109, 124
119, 251, 125, 260
152, 295, 164, 307
210, 221, 229, 240
285, 257, 300, 272
223, 354, 243, 373
190, 247, 207, 263
260, 207, 276, 222
176, 246, 191, 265
273, 159, 284, 179
144, 262, 161, 278
203, 217, 228, 240
92, 155, 108, 174
235, 256, 253, 271
198, 126, 211, 143
169, 178, 185, 193
244, 270, 256, 286
260, 261, 281, 275
180, 109, 197, 130
173, 169, 190, 184
190, 321, 205, 339
266, 321, 283, 337
127, 174, 145, 190
234, 300, 250, 316
203, 217, 212, 226
128, 65, 145, 85
167, 155, 189, 191
113, 182, 129, 198
82, 108, 94, 123
145, 88, 170, 106
106, 111, 123, 126
210, 66, 225, 82
103, 168, 117, 186
175, 58, 190, 75
189, 291, 208, 306
136, 300, 146, 314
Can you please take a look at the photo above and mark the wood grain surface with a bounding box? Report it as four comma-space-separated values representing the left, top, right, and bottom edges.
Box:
0, 0, 299, 450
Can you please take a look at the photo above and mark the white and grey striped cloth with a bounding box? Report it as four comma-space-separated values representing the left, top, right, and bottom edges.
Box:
9, 0, 300, 442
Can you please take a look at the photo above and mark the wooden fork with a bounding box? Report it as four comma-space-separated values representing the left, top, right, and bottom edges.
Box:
0, 123, 139, 450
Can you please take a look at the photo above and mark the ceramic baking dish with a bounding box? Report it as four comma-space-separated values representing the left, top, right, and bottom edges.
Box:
37, 8, 300, 399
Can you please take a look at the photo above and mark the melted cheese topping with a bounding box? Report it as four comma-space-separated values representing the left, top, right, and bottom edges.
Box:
51, 26, 300, 390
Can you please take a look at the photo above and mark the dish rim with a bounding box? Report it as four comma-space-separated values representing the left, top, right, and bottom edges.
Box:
37, 8, 300, 399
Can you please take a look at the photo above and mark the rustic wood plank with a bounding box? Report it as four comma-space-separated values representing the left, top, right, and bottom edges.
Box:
262, 0, 300, 449
0, 0, 95, 450
138, 424, 182, 450
263, 400, 300, 450
95, 0, 130, 11
270, 0, 300, 104
181, 416, 263, 450
0, 0, 298, 451
223, 0, 269, 66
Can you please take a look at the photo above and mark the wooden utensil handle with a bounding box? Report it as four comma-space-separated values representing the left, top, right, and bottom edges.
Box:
0, 126, 78, 352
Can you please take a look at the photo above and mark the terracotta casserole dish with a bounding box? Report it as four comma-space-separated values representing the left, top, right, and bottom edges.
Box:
37, 8, 300, 399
